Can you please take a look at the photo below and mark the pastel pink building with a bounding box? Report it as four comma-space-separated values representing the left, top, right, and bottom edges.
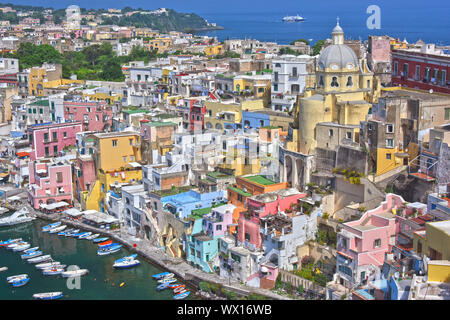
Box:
27, 122, 83, 160
336, 194, 402, 288
202, 204, 236, 237
63, 101, 112, 132
27, 159, 73, 209
238, 188, 306, 247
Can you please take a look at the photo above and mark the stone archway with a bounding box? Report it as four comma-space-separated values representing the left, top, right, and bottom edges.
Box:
284, 155, 294, 187
215, 123, 223, 130
296, 158, 306, 189
205, 122, 212, 129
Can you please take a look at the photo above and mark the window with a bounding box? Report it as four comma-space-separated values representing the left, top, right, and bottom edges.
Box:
274, 72, 278, 82
393, 61, 398, 76
245, 233, 251, 241
56, 172, 63, 183
386, 124, 394, 133
216, 225, 222, 231
386, 153, 392, 160
292, 67, 297, 77
44, 146, 49, 156
112, 140, 117, 147
367, 80, 371, 88
44, 133, 49, 141
346, 76, 353, 87
331, 77, 339, 87
273, 84, 278, 91
129, 139, 133, 145
386, 139, 394, 148
63, 132, 67, 138
445, 108, 450, 120
319, 75, 324, 87
417, 241, 422, 254
52, 132, 57, 140
424, 67, 430, 82
374, 239, 381, 248
275, 63, 281, 68
39, 108, 43, 114
329, 129, 334, 137
123, 156, 127, 163
53, 145, 58, 155
415, 65, 420, 80
441, 70, 447, 86
346, 132, 352, 140
402, 63, 408, 79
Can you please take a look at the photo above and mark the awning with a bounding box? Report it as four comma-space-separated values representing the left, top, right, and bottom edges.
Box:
127, 162, 142, 168
40, 201, 70, 210
16, 152, 30, 157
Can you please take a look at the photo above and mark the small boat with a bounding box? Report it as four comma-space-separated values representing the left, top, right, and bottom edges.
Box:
173, 285, 186, 293
97, 243, 122, 256
59, 228, 73, 236
61, 268, 88, 278
114, 254, 137, 264
162, 273, 174, 279
152, 271, 170, 279
173, 291, 190, 300
113, 256, 140, 269
0, 266, 8, 272
21, 250, 42, 259
85, 233, 99, 240
156, 282, 171, 291
11, 277, 29, 287
42, 267, 65, 275
168, 283, 183, 289
7, 274, 28, 282
158, 278, 176, 284
36, 261, 62, 269
12, 243, 31, 252
77, 232, 92, 239
0, 238, 22, 246
28, 255, 52, 264
23, 247, 39, 253
65, 229, 79, 237
0, 208, 34, 227
42, 221, 61, 232
98, 240, 112, 247
6, 241, 26, 250
33, 292, 63, 300
93, 237, 108, 243
49, 225, 67, 234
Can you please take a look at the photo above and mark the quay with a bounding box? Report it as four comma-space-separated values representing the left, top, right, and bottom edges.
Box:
16, 200, 290, 300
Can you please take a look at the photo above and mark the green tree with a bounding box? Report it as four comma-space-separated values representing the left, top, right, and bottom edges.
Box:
312, 40, 326, 56
290, 38, 310, 45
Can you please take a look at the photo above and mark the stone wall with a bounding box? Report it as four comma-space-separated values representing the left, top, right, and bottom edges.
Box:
335, 145, 368, 175
279, 270, 326, 295
315, 148, 336, 172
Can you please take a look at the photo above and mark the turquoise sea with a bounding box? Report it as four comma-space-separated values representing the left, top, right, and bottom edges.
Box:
0, 217, 194, 300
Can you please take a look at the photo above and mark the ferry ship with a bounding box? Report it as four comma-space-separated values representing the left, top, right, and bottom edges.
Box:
282, 15, 305, 22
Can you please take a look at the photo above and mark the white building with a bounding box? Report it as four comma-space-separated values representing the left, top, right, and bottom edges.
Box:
271, 55, 311, 112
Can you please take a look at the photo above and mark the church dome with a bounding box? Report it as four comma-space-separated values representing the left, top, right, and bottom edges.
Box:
318, 44, 359, 70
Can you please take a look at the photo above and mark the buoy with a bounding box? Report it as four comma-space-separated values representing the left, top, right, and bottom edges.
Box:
133, 243, 137, 248
120, 282, 125, 287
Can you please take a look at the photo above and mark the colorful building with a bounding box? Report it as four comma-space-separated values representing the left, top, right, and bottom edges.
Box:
63, 100, 113, 132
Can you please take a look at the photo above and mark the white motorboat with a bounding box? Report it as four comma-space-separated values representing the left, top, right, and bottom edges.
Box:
0, 266, 7, 272
12, 243, 31, 252
28, 255, 52, 264
0, 208, 35, 227
42, 221, 61, 232
33, 292, 63, 300
21, 250, 42, 259
113, 255, 140, 269
0, 238, 22, 247
282, 14, 305, 22
61, 268, 88, 278
49, 225, 67, 234
23, 247, 39, 253
65, 229, 79, 237
6, 241, 26, 250
77, 232, 92, 239
42, 267, 65, 275
35, 261, 62, 269
7, 274, 28, 282
85, 233, 99, 240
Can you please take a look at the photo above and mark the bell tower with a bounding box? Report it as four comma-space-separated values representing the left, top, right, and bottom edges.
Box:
332, 17, 344, 45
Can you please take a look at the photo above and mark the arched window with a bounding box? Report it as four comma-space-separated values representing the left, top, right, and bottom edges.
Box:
275, 63, 281, 68
319, 75, 324, 87
346, 76, 353, 87
331, 77, 339, 87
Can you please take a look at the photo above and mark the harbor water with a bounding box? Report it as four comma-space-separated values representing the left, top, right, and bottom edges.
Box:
0, 217, 194, 300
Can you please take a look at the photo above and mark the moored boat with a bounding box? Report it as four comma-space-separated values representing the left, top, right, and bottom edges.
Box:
42, 221, 61, 232
152, 271, 170, 279
42, 267, 65, 275
23, 246, 39, 253
173, 290, 190, 300
0, 266, 8, 272
0, 208, 34, 227
64, 229, 79, 237
158, 278, 176, 284
33, 292, 63, 300
97, 243, 122, 256
7, 274, 28, 282
35, 261, 62, 269
173, 285, 186, 293
113, 256, 140, 269
12, 243, 31, 252
85, 233, 99, 240
156, 282, 171, 291
0, 238, 22, 246
10, 277, 29, 287
168, 283, 183, 289
61, 268, 88, 278
49, 225, 67, 234
28, 255, 52, 264
6, 241, 26, 250
93, 237, 108, 243
21, 250, 42, 259
77, 232, 92, 239
98, 240, 112, 247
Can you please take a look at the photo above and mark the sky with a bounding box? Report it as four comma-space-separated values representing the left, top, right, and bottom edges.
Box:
6, 0, 450, 14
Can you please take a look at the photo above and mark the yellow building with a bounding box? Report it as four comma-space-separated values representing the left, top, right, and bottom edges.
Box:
204, 44, 223, 56
233, 75, 271, 99
296, 20, 379, 155
28, 64, 62, 96
148, 37, 172, 54
82, 91, 122, 104
204, 99, 264, 130
413, 220, 450, 261
81, 132, 143, 212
